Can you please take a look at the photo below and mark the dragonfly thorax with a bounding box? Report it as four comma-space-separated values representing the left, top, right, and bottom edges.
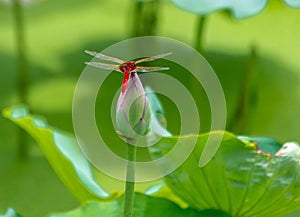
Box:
119, 62, 136, 73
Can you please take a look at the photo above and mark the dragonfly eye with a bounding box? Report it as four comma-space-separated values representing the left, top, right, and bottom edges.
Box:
119, 61, 136, 73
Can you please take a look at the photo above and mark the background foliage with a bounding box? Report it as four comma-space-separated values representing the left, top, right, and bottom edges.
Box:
1, 0, 300, 216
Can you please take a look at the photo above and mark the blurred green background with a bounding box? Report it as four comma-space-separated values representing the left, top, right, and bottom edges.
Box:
1, 0, 300, 216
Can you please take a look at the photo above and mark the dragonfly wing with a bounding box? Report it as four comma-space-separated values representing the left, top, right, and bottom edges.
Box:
85, 62, 121, 72
136, 66, 170, 73
135, 52, 172, 64
85, 50, 124, 64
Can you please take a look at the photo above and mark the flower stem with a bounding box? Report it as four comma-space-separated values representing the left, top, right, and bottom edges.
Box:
12, 0, 30, 159
130, 0, 160, 36
123, 141, 137, 217
131, 1, 143, 36
228, 45, 257, 133
194, 15, 207, 53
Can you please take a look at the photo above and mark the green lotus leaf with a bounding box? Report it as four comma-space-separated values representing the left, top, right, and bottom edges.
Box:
171, 0, 300, 19
2, 105, 182, 206
237, 136, 282, 156
144, 182, 188, 208
0, 208, 22, 217
150, 131, 300, 216
171, 0, 267, 19
48, 193, 222, 217
3, 105, 120, 203
284, 0, 300, 8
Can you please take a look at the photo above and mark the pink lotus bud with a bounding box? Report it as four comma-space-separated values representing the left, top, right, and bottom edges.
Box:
116, 72, 151, 140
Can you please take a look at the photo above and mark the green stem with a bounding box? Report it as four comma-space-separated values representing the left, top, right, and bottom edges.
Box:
123, 141, 137, 217
131, 1, 143, 36
191, 15, 207, 113
130, 0, 160, 37
144, 0, 160, 36
12, 0, 30, 159
194, 15, 207, 53
228, 45, 257, 133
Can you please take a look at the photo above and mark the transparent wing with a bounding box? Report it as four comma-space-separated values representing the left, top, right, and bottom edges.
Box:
85, 62, 121, 72
85, 50, 124, 64
136, 66, 170, 73
135, 52, 172, 64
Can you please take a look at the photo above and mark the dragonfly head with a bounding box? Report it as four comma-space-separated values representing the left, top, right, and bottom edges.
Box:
119, 61, 136, 73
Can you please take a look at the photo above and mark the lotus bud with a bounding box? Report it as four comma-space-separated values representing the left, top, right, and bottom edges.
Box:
116, 71, 151, 140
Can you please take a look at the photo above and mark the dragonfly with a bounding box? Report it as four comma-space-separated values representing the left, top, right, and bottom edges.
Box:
85, 50, 171, 94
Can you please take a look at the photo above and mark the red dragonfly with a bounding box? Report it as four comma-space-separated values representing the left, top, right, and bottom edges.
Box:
85, 50, 171, 94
